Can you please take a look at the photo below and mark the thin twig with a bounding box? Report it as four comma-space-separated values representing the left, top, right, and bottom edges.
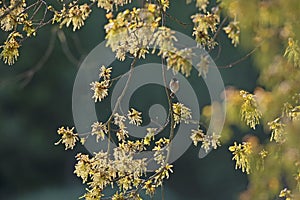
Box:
107, 57, 138, 123
18, 27, 57, 87
213, 41, 222, 61
208, 16, 228, 54
29, 1, 43, 21
57, 30, 80, 65
213, 16, 228, 41
165, 12, 193, 27
215, 46, 258, 69
160, 9, 174, 164
23, 0, 42, 12
105, 57, 138, 154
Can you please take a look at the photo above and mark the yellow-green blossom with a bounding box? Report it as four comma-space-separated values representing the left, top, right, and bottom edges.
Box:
144, 128, 157, 146
114, 113, 126, 127
55, 126, 79, 150
99, 65, 112, 80
223, 20, 240, 47
190, 128, 205, 146
284, 38, 300, 68
52, 3, 91, 31
90, 80, 109, 102
0, 32, 22, 65
279, 188, 293, 200
172, 102, 192, 126
0, 0, 26, 31
127, 108, 142, 126
268, 118, 286, 143
91, 121, 108, 142
74, 153, 91, 183
191, 12, 219, 49
240, 90, 262, 129
229, 142, 252, 174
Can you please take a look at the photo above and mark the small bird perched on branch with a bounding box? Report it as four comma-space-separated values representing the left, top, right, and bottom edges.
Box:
169, 78, 179, 98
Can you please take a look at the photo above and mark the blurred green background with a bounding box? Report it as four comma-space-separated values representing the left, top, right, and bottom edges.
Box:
0, 1, 258, 199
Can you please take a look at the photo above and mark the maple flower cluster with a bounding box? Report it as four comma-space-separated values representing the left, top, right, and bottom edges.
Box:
55, 59, 184, 198
240, 90, 262, 129
0, 31, 22, 65
172, 102, 192, 126
90, 65, 112, 102
104, 4, 162, 61
190, 129, 221, 153
50, 2, 91, 31
191, 11, 219, 49
229, 142, 252, 174
92, 0, 132, 12
48, 0, 246, 199
104, 3, 203, 77
56, 105, 176, 199
74, 149, 147, 199
0, 0, 28, 31
55, 126, 79, 150
223, 20, 240, 47
267, 118, 286, 143
0, 0, 36, 65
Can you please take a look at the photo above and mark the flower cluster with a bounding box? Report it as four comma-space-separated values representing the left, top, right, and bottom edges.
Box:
143, 128, 156, 146
0, 0, 50, 65
240, 90, 262, 129
74, 149, 147, 199
295, 170, 300, 192
166, 48, 193, 77
0, 31, 22, 65
127, 108, 142, 126
153, 163, 173, 187
91, 121, 108, 142
92, 0, 132, 12
142, 164, 173, 196
55, 126, 79, 150
150, 136, 174, 194
0, 0, 26, 31
197, 54, 210, 78
223, 20, 240, 47
90, 65, 112, 102
51, 2, 91, 31
187, 0, 209, 12
190, 128, 205, 146
284, 38, 300, 68
279, 188, 293, 200
104, 4, 161, 60
150, 27, 196, 77
153, 137, 170, 165
229, 142, 252, 174
268, 118, 286, 143
172, 102, 192, 127
113, 113, 129, 142
191, 11, 219, 49
0, 0, 35, 37
99, 65, 112, 80
158, 0, 169, 12
151, 26, 177, 56
289, 105, 300, 121
90, 80, 109, 102
48, 1, 249, 199
190, 129, 221, 152
66, 110, 174, 199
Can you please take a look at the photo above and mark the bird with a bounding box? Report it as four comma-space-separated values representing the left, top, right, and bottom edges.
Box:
169, 78, 179, 98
